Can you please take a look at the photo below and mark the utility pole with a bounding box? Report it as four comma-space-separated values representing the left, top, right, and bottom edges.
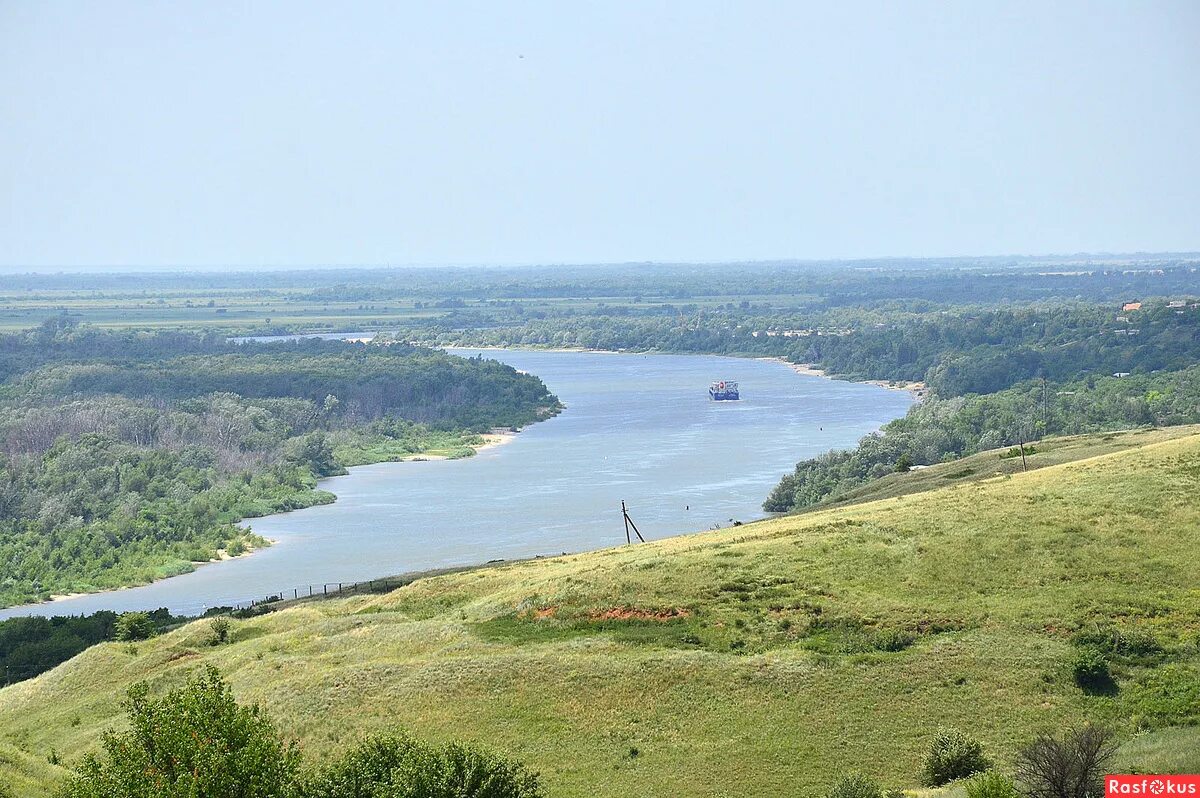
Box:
621, 501, 645, 543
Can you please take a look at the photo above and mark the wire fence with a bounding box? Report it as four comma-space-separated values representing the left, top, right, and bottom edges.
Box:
226, 575, 416, 615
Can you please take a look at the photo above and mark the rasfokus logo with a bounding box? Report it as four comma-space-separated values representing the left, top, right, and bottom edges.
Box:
1107, 775, 1200, 796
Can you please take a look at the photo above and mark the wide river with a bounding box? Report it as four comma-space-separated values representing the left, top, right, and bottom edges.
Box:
0, 349, 912, 619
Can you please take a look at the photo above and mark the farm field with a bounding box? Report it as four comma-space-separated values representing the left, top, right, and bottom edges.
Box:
2, 430, 1197, 797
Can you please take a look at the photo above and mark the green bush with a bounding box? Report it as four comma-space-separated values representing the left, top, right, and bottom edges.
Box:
919, 728, 992, 786
966, 770, 1021, 798
113, 612, 156, 642
57, 666, 301, 798
826, 773, 883, 798
302, 731, 542, 798
1072, 648, 1112, 691
872, 629, 917, 652
209, 617, 231, 645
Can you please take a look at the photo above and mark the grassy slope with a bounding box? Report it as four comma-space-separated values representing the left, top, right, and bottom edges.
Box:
2, 434, 1199, 796
820, 425, 1200, 509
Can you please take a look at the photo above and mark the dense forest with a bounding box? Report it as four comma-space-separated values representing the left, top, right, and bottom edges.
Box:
0, 322, 559, 607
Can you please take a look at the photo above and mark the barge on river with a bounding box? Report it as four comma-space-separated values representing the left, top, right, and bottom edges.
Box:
709, 380, 740, 401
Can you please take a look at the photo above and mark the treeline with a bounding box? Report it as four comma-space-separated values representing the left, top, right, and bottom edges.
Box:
0, 608, 196, 685
801, 302, 1200, 394
0, 325, 559, 607
396, 299, 1200, 397
764, 366, 1200, 512
6, 257, 1199, 306
298, 260, 1200, 306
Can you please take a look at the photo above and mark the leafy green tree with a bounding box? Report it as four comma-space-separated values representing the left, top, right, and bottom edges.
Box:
920, 728, 991, 787
302, 731, 542, 798
286, 432, 340, 477
57, 666, 300, 798
208, 617, 232, 645
114, 612, 156, 642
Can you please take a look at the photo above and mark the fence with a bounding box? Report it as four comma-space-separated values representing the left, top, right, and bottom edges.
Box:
226, 576, 416, 616
223, 563, 491, 616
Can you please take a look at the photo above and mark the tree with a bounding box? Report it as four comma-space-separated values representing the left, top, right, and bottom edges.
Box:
1014, 725, 1118, 798
57, 666, 300, 798
920, 728, 991, 786
302, 731, 542, 798
208, 617, 231, 645
114, 612, 156, 642
285, 432, 341, 477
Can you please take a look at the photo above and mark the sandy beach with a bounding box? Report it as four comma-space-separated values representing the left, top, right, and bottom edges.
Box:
762, 357, 926, 400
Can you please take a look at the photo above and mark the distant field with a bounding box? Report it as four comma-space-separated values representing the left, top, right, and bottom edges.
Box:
0, 288, 784, 333
2, 431, 1197, 797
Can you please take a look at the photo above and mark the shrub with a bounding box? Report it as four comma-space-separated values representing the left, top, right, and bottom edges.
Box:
827, 773, 883, 798
1015, 724, 1118, 798
1072, 648, 1112, 692
113, 612, 156, 642
57, 666, 301, 798
966, 770, 1022, 798
302, 730, 542, 798
872, 629, 917, 652
209, 617, 232, 645
919, 728, 992, 786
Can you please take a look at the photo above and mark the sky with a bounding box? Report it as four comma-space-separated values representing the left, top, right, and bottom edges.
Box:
1, 1, 1198, 269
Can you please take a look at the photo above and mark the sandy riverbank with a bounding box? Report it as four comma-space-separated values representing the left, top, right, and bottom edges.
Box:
475, 430, 518, 452
395, 429, 519, 461
764, 358, 926, 400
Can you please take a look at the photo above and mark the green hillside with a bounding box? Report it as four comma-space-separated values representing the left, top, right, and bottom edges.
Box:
2, 433, 1199, 797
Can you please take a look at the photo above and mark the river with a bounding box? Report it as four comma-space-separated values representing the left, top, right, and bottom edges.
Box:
0, 349, 913, 619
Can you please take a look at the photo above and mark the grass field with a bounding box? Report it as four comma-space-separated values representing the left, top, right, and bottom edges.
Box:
1, 432, 1198, 796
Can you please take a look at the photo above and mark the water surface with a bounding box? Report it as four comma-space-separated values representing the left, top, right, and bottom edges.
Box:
1, 350, 912, 619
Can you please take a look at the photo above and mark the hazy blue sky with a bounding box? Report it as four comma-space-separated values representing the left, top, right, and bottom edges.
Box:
2, 1, 1198, 268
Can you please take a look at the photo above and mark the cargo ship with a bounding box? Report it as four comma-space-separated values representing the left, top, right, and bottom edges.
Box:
709, 380, 740, 401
